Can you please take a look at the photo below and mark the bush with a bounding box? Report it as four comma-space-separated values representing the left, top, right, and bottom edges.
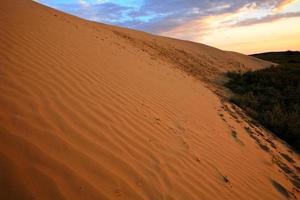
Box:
225, 64, 300, 151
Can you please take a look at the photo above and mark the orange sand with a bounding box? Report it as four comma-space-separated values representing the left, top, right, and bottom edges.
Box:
0, 0, 299, 199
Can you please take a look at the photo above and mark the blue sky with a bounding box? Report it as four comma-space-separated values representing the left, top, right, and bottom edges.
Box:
36, 0, 300, 53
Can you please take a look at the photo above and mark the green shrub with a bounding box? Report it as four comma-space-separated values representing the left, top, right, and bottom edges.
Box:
225, 64, 300, 151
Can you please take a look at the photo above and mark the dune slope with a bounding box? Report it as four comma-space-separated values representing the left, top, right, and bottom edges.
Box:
0, 0, 299, 199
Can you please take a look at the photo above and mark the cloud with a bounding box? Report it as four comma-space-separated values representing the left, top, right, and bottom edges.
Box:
273, 0, 298, 12
53, 2, 132, 23
235, 11, 300, 26
78, 0, 90, 8
38, 0, 300, 35
158, 1, 300, 45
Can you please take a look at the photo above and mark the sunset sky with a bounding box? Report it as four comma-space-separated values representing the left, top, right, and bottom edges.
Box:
36, 0, 300, 54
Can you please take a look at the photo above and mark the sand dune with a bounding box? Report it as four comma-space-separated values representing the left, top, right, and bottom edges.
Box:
0, 0, 299, 199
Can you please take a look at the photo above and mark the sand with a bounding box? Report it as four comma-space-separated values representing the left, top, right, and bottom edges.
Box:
0, 0, 299, 199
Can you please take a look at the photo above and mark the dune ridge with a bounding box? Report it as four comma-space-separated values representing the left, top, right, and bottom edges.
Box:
0, 0, 299, 199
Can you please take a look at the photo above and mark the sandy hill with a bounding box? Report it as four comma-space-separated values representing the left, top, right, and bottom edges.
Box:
0, 0, 299, 200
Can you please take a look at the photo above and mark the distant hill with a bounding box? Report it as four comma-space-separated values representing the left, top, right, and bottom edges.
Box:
251, 51, 300, 65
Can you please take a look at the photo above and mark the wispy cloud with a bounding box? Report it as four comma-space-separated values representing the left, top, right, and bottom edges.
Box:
235, 11, 300, 26
273, 0, 298, 12
37, 0, 300, 32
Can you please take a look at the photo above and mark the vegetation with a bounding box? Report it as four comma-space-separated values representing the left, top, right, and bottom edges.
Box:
226, 51, 300, 151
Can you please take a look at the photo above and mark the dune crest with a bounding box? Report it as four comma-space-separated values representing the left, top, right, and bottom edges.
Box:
0, 0, 299, 199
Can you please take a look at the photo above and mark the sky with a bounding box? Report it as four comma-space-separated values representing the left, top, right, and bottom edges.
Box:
36, 0, 300, 54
